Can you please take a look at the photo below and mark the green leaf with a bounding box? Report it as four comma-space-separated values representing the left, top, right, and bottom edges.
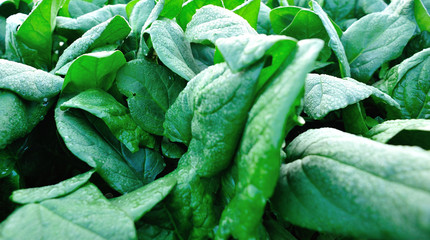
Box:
1, 183, 137, 240
111, 174, 176, 221
233, 0, 260, 29
215, 34, 296, 72
341, 0, 416, 83
0, 91, 28, 150
16, 0, 67, 69
185, 5, 257, 45
159, 0, 182, 19
365, 119, 430, 149
121, 147, 165, 184
272, 128, 430, 239
10, 170, 95, 204
310, 0, 350, 78
415, 0, 430, 32
61, 89, 155, 152
304, 74, 400, 119
55, 95, 144, 194
116, 59, 186, 136
374, 48, 430, 118
129, 0, 154, 35
0, 59, 63, 102
217, 39, 323, 240
61, 50, 126, 93
53, 16, 130, 73
161, 137, 185, 159
176, 0, 223, 30
136, 0, 164, 57
56, 5, 127, 37
256, 2, 273, 34
269, 7, 333, 61
147, 19, 200, 81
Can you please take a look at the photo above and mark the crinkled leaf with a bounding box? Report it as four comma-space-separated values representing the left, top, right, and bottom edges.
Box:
185, 5, 257, 45
272, 128, 430, 240
11, 170, 95, 204
0, 59, 63, 101
304, 74, 400, 119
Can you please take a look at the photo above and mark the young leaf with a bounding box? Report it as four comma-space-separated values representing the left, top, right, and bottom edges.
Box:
61, 50, 126, 93
10, 170, 95, 204
128, 0, 154, 35
147, 19, 200, 81
16, 0, 66, 69
176, 0, 223, 30
232, 0, 260, 29
116, 59, 186, 136
60, 89, 155, 152
414, 0, 430, 32
272, 128, 430, 240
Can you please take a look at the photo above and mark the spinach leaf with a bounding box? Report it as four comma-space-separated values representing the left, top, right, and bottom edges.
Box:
217, 39, 323, 240
10, 170, 94, 204
55, 95, 144, 193
415, 0, 430, 32
111, 174, 176, 221
176, 0, 223, 30
116, 59, 186, 136
232, 0, 260, 29
61, 50, 126, 93
16, 0, 66, 69
375, 48, 430, 118
56, 4, 127, 38
1, 183, 137, 239
304, 74, 400, 119
0, 59, 63, 101
365, 119, 430, 149
53, 15, 130, 72
272, 128, 430, 239
185, 5, 257, 45
60, 88, 155, 152
341, 0, 416, 83
147, 19, 200, 80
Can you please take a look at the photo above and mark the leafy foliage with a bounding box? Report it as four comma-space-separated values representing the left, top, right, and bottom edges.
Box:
0, 0, 429, 239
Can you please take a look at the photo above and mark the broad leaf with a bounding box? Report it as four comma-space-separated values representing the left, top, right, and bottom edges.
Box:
1, 184, 137, 239
116, 59, 186, 136
176, 0, 223, 30
53, 16, 130, 72
304, 74, 400, 119
341, 0, 416, 83
365, 119, 430, 149
185, 5, 257, 45
147, 19, 200, 81
272, 128, 430, 239
375, 48, 430, 118
11, 170, 94, 204
61, 89, 155, 152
